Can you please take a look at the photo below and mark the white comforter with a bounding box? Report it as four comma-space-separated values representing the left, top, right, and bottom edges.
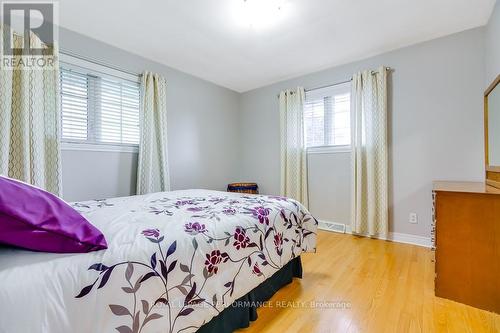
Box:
0, 190, 317, 333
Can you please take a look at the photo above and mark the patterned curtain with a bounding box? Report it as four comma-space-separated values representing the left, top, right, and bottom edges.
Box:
351, 66, 388, 237
0, 27, 62, 196
279, 87, 308, 208
136, 72, 170, 194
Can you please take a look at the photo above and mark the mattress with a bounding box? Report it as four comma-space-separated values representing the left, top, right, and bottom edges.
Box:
0, 189, 317, 333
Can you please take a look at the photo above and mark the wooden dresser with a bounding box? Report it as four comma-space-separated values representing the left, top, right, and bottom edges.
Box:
432, 181, 500, 313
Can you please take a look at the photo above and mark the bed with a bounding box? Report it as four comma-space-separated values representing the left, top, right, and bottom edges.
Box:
0, 189, 317, 333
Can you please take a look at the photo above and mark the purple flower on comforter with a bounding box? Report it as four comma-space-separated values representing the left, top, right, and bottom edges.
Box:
222, 207, 237, 215
142, 229, 160, 238
176, 200, 195, 206
208, 197, 225, 204
274, 232, 284, 256
233, 227, 250, 250
268, 195, 288, 202
251, 206, 271, 225
187, 206, 206, 212
205, 250, 229, 274
184, 222, 206, 235
252, 263, 263, 276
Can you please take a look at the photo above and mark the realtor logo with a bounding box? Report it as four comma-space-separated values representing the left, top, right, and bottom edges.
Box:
1, 1, 58, 69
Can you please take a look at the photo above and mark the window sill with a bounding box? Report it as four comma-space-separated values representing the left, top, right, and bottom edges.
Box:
61, 142, 139, 153
307, 145, 351, 155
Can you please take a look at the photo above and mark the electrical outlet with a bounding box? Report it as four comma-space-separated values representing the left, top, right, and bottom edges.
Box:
409, 213, 418, 224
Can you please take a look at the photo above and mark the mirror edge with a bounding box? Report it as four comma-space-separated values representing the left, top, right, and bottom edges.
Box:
485, 74, 500, 189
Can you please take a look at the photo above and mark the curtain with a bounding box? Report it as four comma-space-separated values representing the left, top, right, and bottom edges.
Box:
279, 87, 308, 207
0, 27, 62, 196
351, 66, 388, 237
136, 72, 170, 194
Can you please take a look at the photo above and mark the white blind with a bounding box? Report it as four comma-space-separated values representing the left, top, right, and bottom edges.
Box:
60, 66, 140, 145
99, 78, 140, 144
61, 69, 89, 141
304, 82, 351, 148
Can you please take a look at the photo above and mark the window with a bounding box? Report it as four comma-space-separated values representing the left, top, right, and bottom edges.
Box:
60, 60, 140, 147
303, 82, 351, 149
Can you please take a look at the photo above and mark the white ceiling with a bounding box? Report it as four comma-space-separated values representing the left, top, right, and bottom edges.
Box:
59, 0, 496, 92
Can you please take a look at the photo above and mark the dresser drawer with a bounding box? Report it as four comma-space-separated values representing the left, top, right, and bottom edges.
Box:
433, 187, 500, 313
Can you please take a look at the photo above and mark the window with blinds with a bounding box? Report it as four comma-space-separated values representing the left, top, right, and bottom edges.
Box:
60, 66, 140, 146
303, 82, 351, 148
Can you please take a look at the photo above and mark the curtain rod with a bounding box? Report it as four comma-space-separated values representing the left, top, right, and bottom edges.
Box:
277, 67, 393, 98
8, 29, 141, 77
7, 31, 142, 77
60, 49, 142, 77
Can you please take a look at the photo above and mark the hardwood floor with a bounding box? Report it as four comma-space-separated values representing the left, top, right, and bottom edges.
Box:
238, 231, 500, 333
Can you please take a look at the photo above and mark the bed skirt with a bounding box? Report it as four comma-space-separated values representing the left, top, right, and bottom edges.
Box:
198, 256, 303, 333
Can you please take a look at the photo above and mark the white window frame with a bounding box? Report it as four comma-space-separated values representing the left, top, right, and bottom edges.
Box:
304, 81, 352, 154
59, 54, 141, 153
307, 145, 351, 155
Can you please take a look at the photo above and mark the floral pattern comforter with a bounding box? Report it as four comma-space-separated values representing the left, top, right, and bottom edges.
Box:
0, 189, 317, 333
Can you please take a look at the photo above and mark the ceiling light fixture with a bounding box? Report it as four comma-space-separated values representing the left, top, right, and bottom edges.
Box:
234, 0, 286, 30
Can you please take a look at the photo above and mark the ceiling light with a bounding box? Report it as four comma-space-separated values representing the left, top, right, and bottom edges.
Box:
233, 0, 286, 30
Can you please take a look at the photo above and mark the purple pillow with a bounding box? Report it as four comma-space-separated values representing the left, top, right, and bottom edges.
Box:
0, 176, 107, 253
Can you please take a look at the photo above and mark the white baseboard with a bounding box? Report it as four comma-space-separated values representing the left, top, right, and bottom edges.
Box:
317, 220, 431, 248
386, 232, 432, 248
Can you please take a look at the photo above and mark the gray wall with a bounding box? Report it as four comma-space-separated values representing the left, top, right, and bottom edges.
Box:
239, 28, 486, 237
59, 28, 241, 202
307, 152, 351, 225
486, 1, 500, 86
62, 150, 138, 201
